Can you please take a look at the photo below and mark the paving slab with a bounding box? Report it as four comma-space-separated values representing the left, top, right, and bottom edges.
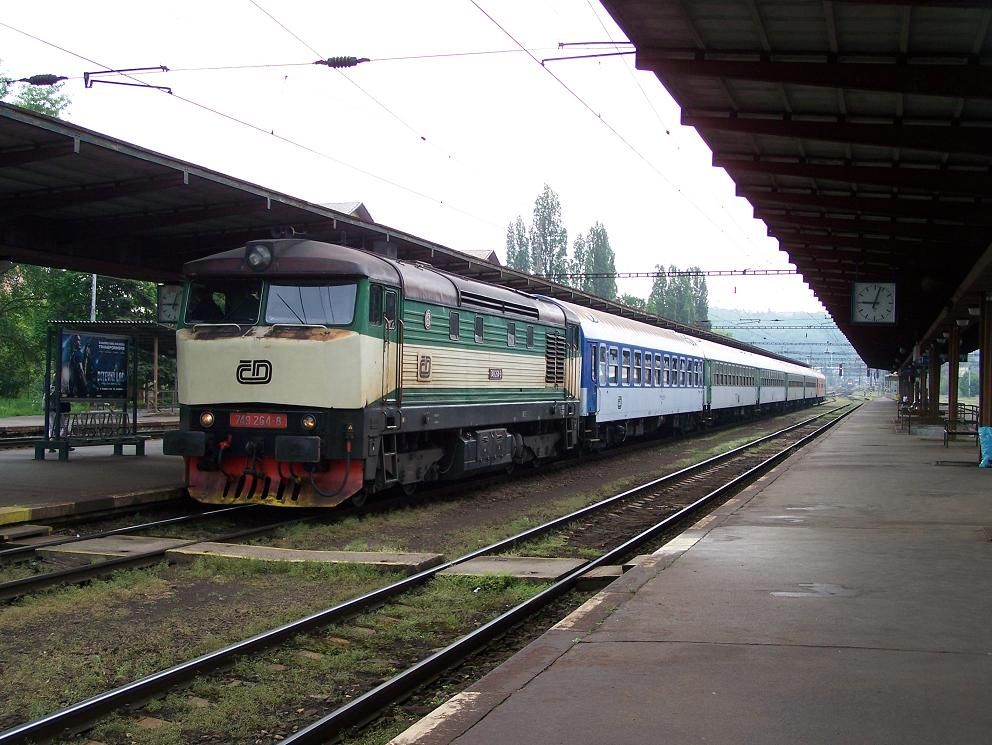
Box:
167, 542, 443, 573
439, 556, 586, 583
0, 523, 51, 541
37, 534, 189, 560
388, 400, 992, 745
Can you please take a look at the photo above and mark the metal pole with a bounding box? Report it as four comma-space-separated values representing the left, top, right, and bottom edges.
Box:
928, 343, 940, 417
90, 274, 97, 322
152, 334, 159, 413
948, 325, 960, 420
981, 293, 992, 427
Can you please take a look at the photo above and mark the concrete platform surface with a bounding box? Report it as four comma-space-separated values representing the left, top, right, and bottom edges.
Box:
38, 534, 190, 560
390, 400, 992, 745
0, 439, 185, 525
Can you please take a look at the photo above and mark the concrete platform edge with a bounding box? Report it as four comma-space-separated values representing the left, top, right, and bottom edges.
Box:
0, 487, 187, 526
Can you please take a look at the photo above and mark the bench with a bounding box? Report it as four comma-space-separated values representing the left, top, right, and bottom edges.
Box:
34, 436, 148, 461
943, 419, 979, 448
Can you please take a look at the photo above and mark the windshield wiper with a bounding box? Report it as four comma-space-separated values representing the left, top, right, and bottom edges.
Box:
275, 289, 306, 325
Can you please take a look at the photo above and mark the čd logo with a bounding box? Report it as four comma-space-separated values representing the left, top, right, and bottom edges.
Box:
237, 359, 272, 384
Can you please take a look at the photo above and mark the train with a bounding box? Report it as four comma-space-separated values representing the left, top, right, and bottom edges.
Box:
163, 238, 825, 507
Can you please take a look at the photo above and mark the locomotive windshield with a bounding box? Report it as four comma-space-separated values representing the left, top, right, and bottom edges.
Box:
185, 280, 262, 325
264, 283, 357, 326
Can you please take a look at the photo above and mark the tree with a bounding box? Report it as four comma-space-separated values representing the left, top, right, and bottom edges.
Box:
586, 222, 617, 301
529, 184, 568, 282
620, 293, 646, 311
648, 266, 670, 318
568, 233, 591, 293
505, 216, 530, 273
690, 269, 709, 323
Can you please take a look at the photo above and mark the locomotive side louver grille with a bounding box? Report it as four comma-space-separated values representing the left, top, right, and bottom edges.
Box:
460, 291, 541, 319
545, 333, 565, 385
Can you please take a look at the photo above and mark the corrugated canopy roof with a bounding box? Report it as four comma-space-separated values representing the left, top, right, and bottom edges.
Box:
603, 0, 992, 370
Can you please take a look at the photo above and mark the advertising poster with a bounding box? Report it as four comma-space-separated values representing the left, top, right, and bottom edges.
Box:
60, 331, 128, 399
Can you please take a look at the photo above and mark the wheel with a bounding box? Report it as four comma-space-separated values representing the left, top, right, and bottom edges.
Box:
349, 489, 368, 508
400, 482, 417, 497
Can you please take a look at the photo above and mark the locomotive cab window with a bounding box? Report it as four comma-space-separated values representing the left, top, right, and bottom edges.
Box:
449, 311, 460, 340
384, 290, 397, 326
186, 279, 262, 325
265, 283, 358, 326
369, 285, 383, 325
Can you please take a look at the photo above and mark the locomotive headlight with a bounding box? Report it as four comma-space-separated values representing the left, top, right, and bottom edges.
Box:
301, 414, 317, 431
199, 411, 215, 428
245, 242, 273, 272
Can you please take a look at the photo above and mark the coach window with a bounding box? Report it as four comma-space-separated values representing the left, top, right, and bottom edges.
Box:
475, 316, 484, 343
680, 358, 686, 386
654, 354, 662, 387
621, 350, 631, 384
526, 325, 535, 348
633, 351, 642, 385
609, 347, 619, 384
663, 355, 670, 385
599, 345, 608, 383
591, 345, 598, 382
369, 285, 383, 325
696, 361, 701, 387
507, 321, 516, 347
449, 311, 460, 340
646, 354, 653, 386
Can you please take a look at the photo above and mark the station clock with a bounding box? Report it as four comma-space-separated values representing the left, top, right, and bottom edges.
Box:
851, 282, 896, 325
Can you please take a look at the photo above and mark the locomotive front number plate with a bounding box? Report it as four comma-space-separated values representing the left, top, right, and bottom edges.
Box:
230, 413, 288, 429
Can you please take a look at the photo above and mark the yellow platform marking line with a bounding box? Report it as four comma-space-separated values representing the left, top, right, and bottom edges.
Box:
0, 506, 34, 526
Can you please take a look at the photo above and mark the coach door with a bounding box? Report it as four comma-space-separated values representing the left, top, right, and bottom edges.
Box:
383, 289, 401, 403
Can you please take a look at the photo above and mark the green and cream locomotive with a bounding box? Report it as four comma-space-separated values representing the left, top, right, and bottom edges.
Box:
164, 239, 582, 507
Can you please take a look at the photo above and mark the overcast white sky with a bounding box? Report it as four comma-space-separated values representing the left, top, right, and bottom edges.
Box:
1, 0, 827, 315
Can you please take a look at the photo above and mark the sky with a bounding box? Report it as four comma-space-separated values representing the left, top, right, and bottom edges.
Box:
0, 0, 828, 315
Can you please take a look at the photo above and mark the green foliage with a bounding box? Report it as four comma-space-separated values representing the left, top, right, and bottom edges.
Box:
569, 232, 591, 293
647, 265, 709, 325
0, 267, 158, 397
585, 222, 617, 300
505, 216, 530, 273
620, 293, 646, 310
529, 184, 569, 282
0, 59, 71, 117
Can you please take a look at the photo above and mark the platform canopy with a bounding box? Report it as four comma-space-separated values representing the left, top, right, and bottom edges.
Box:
602, 0, 992, 370
0, 101, 809, 366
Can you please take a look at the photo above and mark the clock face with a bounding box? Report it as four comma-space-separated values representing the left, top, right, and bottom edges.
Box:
157, 284, 183, 323
852, 282, 896, 324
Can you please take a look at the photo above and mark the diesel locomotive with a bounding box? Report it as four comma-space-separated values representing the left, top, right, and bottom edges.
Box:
163, 238, 824, 507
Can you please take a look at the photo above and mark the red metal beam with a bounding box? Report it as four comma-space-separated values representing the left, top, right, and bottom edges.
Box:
683, 113, 992, 155
715, 155, 992, 196
638, 49, 992, 98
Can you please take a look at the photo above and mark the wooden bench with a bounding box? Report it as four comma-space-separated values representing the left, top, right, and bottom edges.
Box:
943, 419, 979, 448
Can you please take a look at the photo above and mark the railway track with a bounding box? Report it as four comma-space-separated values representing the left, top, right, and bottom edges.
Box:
0, 402, 856, 744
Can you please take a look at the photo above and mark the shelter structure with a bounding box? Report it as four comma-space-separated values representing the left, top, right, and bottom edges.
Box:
602, 0, 992, 424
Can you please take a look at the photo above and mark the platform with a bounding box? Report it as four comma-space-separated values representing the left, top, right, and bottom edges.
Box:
390, 399, 992, 745
0, 439, 186, 526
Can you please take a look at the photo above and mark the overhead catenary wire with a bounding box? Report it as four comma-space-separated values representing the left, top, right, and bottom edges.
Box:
0, 19, 504, 230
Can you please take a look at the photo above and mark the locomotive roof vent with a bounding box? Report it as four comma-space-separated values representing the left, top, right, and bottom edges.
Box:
245, 241, 273, 272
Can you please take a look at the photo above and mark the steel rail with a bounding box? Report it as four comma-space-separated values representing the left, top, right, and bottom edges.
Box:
0, 504, 257, 561
0, 511, 325, 602
0, 403, 850, 745
279, 403, 861, 744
